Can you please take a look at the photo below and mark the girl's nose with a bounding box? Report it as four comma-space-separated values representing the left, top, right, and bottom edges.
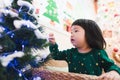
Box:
71, 33, 74, 37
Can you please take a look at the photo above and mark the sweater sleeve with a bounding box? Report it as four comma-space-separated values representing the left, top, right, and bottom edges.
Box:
99, 50, 120, 74
49, 43, 70, 61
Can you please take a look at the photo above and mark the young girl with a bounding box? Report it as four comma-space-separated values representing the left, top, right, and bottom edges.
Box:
49, 19, 120, 80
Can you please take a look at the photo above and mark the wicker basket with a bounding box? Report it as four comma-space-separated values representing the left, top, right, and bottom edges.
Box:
33, 68, 98, 80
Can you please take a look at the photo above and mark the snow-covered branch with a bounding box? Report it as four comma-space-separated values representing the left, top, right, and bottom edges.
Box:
0, 9, 18, 17
17, 0, 34, 10
0, 51, 24, 67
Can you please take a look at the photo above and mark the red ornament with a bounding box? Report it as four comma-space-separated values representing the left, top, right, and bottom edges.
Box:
105, 9, 108, 12
113, 48, 118, 52
35, 9, 40, 14
114, 14, 119, 17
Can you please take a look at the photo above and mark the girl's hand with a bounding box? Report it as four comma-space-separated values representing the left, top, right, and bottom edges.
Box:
98, 71, 120, 80
49, 33, 56, 45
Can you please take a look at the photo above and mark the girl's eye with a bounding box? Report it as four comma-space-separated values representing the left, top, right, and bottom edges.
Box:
75, 30, 78, 32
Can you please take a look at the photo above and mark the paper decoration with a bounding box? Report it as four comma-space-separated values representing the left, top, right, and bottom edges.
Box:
103, 30, 112, 38
43, 0, 59, 23
35, 8, 40, 14
66, 1, 73, 10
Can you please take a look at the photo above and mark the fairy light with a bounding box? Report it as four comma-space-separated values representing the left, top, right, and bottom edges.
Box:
19, 6, 23, 12
10, 33, 14, 38
19, 72, 22, 77
27, 20, 30, 28
0, 27, 5, 33
4, 9, 9, 16
33, 76, 41, 80
22, 45, 25, 51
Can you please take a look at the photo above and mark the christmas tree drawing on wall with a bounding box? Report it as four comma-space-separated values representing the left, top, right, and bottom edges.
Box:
43, 0, 59, 23
0, 0, 50, 80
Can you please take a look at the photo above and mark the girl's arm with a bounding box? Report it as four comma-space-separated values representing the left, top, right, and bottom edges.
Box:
49, 33, 69, 60
49, 43, 71, 61
99, 50, 120, 74
98, 50, 120, 80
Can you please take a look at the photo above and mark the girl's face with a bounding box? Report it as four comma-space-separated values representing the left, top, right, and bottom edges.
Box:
71, 25, 87, 48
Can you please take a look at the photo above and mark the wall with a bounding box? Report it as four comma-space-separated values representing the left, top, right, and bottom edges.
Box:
77, 0, 96, 20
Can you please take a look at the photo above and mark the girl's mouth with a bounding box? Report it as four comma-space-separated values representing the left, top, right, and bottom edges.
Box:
71, 39, 75, 42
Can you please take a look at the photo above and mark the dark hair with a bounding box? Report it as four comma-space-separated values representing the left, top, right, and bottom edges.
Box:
72, 19, 106, 50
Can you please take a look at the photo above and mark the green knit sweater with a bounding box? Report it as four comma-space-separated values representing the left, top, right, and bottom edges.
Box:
49, 44, 120, 76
